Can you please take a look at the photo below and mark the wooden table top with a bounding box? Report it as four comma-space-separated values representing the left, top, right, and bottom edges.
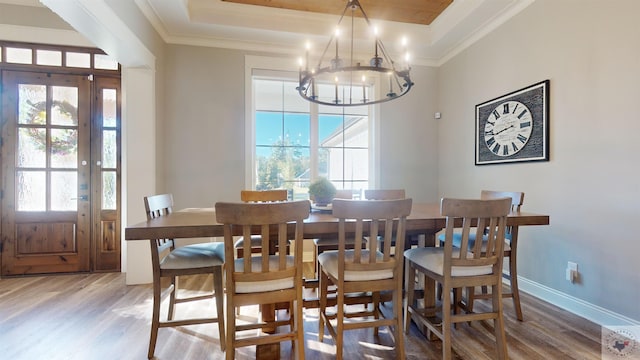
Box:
125, 202, 549, 241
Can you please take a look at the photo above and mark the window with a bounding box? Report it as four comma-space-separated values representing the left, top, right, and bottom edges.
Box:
252, 76, 371, 200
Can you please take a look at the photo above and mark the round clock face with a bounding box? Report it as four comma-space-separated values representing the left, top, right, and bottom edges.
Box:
484, 100, 533, 157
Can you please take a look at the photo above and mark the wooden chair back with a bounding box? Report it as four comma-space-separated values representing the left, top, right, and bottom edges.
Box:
440, 197, 511, 281
334, 189, 354, 199
364, 189, 406, 200
216, 200, 310, 290
144, 193, 175, 262
332, 198, 412, 275
240, 189, 288, 202
481, 190, 524, 213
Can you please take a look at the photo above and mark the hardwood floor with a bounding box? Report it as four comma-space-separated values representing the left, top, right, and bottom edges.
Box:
0, 266, 603, 360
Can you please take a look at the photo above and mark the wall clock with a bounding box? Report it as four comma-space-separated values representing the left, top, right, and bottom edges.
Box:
475, 80, 549, 165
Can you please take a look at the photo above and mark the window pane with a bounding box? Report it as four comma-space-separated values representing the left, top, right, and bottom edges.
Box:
18, 84, 46, 125
102, 130, 117, 168
255, 79, 284, 111
18, 128, 46, 168
66, 52, 90, 68
256, 112, 283, 146
17, 171, 46, 211
6, 47, 32, 64
102, 89, 117, 127
94, 54, 118, 70
50, 129, 78, 168
256, 146, 309, 191
36, 49, 62, 66
51, 171, 77, 211
283, 81, 309, 113
51, 86, 78, 125
284, 113, 310, 146
344, 148, 369, 181
320, 147, 343, 180
319, 115, 344, 146
344, 116, 369, 147
102, 171, 117, 210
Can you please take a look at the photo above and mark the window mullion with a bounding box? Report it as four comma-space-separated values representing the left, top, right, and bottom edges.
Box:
310, 103, 319, 181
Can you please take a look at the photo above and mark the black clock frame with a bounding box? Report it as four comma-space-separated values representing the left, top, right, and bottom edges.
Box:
475, 80, 549, 165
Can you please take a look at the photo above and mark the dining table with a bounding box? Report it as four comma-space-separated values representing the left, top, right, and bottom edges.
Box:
125, 202, 549, 359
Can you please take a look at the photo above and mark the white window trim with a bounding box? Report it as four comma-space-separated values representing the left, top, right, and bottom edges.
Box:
244, 54, 380, 190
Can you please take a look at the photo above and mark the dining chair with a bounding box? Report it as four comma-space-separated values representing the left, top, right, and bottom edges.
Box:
215, 200, 310, 360
144, 194, 225, 359
364, 189, 418, 254
438, 190, 525, 320
234, 189, 289, 258
318, 198, 412, 360
312, 189, 359, 279
405, 197, 511, 360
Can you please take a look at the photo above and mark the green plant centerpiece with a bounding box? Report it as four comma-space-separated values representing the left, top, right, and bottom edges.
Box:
308, 177, 337, 206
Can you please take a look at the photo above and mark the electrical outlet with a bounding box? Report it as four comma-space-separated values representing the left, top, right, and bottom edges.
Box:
566, 261, 578, 283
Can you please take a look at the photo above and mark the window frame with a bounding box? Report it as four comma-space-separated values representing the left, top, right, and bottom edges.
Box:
244, 55, 380, 192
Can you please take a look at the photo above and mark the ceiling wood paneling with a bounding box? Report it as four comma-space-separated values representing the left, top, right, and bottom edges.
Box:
221, 0, 453, 25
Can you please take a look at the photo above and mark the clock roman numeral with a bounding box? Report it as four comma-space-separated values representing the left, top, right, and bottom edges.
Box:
520, 121, 531, 128
486, 137, 495, 147
517, 134, 528, 143
492, 109, 501, 119
517, 109, 529, 119
503, 146, 509, 156
502, 103, 510, 114
485, 129, 494, 136
512, 142, 519, 152
492, 143, 501, 154
512, 103, 520, 114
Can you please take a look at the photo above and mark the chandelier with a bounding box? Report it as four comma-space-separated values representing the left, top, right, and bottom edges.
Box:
296, 0, 414, 107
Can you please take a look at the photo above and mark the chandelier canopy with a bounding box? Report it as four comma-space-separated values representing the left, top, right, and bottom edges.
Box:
297, 0, 414, 107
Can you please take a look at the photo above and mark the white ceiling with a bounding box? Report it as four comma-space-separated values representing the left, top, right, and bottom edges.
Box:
135, 0, 534, 66
3, 0, 534, 66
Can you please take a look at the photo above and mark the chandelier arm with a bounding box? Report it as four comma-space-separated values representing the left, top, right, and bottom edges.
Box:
316, 0, 355, 70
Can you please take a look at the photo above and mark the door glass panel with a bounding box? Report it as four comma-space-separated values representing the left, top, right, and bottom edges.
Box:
18, 84, 46, 125
36, 50, 62, 66
66, 52, 90, 68
102, 89, 117, 127
94, 54, 119, 70
51, 86, 78, 125
17, 128, 46, 167
50, 129, 78, 168
102, 171, 116, 210
102, 130, 116, 168
6, 47, 32, 64
51, 171, 78, 211
17, 171, 46, 211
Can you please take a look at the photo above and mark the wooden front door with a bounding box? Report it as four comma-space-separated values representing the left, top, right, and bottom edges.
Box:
1, 71, 91, 275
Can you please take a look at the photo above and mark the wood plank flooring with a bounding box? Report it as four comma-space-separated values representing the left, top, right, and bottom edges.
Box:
0, 266, 603, 359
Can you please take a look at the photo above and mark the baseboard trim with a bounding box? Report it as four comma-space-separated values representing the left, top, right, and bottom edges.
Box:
517, 277, 640, 326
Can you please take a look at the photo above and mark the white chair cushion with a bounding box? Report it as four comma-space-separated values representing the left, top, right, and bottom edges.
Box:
404, 247, 493, 277
233, 255, 296, 293
438, 231, 511, 252
318, 249, 392, 281
160, 242, 224, 270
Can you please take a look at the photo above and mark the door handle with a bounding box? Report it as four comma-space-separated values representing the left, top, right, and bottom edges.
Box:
71, 195, 89, 201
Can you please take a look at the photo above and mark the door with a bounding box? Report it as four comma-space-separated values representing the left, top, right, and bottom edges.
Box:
1, 71, 91, 275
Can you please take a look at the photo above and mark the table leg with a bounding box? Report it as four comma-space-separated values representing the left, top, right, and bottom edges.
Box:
256, 303, 280, 359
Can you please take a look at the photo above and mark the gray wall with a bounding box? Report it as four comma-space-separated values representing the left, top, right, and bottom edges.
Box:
437, 0, 640, 321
